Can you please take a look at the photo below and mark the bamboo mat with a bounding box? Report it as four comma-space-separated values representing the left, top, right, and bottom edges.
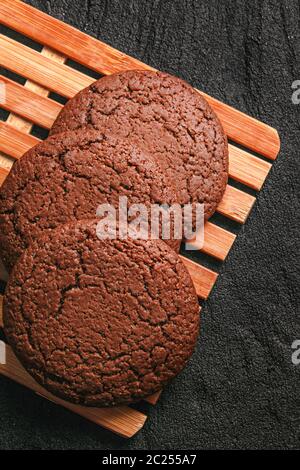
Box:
0, 0, 280, 438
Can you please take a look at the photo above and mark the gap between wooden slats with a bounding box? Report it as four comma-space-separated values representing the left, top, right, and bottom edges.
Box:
0, 0, 280, 160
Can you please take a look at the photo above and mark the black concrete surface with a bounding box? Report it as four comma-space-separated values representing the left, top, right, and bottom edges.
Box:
0, 0, 299, 450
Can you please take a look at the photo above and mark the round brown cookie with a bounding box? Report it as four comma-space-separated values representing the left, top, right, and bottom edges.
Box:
51, 69, 228, 216
0, 129, 180, 272
4, 219, 200, 407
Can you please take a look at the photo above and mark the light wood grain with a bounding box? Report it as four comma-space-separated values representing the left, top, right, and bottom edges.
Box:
200, 93, 280, 160
0, 46, 69, 303
181, 257, 218, 298
188, 222, 236, 260
0, 121, 39, 158
0, 34, 93, 98
144, 391, 162, 405
1, 45, 64, 151
0, 45, 65, 170
0, 75, 63, 129
217, 185, 255, 223
0, 342, 146, 438
0, 0, 280, 160
228, 144, 271, 191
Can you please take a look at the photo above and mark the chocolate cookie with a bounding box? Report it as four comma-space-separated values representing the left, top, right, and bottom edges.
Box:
4, 219, 200, 407
51, 70, 228, 217
0, 129, 180, 272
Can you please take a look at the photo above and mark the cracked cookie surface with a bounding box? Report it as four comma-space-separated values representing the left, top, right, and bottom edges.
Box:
51, 70, 228, 216
3, 219, 200, 407
0, 129, 180, 271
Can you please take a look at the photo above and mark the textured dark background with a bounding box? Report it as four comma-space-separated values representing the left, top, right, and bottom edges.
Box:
0, 0, 299, 450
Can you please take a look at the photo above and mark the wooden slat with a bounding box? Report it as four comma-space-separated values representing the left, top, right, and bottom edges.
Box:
0, 159, 218, 298
228, 144, 271, 191
0, 343, 146, 438
0, 46, 65, 171
188, 222, 236, 260
0, 259, 8, 283
217, 185, 255, 223
145, 391, 162, 405
181, 257, 218, 299
0, 231, 217, 302
5, 47, 65, 132
201, 93, 280, 160
0, 34, 93, 98
0, 0, 280, 160
0, 262, 215, 300
0, 75, 62, 129
0, 122, 255, 225
0, 121, 39, 158
0, 0, 151, 76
